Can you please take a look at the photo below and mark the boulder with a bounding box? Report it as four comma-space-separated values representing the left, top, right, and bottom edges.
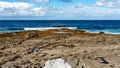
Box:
44, 58, 72, 68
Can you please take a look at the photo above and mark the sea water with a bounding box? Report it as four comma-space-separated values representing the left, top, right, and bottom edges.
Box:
0, 20, 120, 34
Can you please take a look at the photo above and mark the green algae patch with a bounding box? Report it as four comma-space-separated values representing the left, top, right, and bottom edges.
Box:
58, 44, 75, 48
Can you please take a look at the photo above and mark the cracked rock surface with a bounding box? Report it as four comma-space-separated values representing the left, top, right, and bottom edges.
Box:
0, 29, 120, 68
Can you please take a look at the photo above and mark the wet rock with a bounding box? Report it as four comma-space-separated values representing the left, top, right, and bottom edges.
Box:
25, 31, 38, 39
99, 32, 105, 34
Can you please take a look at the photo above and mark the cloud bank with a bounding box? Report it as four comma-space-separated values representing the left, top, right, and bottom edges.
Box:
96, 0, 120, 8
0, 1, 45, 16
0, 0, 120, 19
32, 0, 50, 3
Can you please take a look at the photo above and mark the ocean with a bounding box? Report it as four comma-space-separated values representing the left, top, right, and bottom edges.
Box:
0, 20, 120, 34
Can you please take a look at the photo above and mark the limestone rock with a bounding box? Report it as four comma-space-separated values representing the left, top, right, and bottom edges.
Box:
44, 58, 72, 68
2, 62, 16, 68
25, 31, 38, 39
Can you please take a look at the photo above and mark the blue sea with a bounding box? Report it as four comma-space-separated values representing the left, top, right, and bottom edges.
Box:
0, 20, 120, 34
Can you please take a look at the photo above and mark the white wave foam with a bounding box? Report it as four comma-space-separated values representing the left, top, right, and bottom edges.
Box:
84, 29, 120, 34
24, 27, 77, 31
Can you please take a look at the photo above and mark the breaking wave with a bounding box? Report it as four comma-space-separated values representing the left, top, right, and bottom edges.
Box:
24, 27, 77, 30
0, 27, 77, 31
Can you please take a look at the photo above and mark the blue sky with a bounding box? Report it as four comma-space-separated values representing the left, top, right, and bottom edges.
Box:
0, 0, 120, 20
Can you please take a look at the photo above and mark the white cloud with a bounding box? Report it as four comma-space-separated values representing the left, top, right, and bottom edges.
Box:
0, 1, 45, 16
32, 0, 50, 3
96, 0, 106, 6
0, 1, 33, 9
116, 0, 120, 3
31, 7, 45, 16
96, 0, 120, 8
58, 4, 120, 19
1, 0, 120, 19
107, 2, 117, 8
75, 4, 83, 8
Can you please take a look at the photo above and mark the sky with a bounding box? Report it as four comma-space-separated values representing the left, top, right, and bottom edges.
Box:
0, 0, 120, 20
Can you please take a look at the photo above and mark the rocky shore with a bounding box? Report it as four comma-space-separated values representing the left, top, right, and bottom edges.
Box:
0, 28, 120, 68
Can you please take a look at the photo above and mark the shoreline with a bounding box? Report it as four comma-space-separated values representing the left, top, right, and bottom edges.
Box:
0, 27, 120, 35
0, 28, 120, 68
0, 28, 105, 38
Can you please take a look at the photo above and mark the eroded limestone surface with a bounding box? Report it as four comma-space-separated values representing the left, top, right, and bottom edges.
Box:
0, 29, 120, 68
